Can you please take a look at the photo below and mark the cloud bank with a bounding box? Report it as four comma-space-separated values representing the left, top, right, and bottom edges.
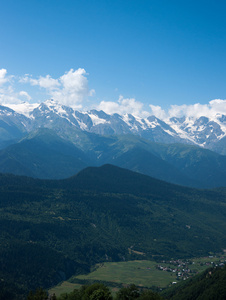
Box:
149, 100, 226, 121
0, 68, 226, 121
97, 95, 149, 117
21, 68, 94, 108
0, 69, 9, 85
0, 69, 23, 105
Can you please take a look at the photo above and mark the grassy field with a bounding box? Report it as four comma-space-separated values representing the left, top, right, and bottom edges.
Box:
49, 260, 177, 297
49, 255, 226, 297
49, 282, 81, 297
73, 260, 176, 287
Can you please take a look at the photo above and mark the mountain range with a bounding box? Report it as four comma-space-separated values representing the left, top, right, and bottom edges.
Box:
1, 99, 226, 154
0, 99, 226, 188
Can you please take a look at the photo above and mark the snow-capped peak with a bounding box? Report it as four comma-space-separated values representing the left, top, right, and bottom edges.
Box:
1, 99, 226, 153
43, 99, 68, 115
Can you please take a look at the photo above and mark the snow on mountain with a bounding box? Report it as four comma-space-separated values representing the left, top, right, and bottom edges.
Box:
1, 99, 226, 153
43, 99, 69, 117
88, 112, 109, 126
167, 115, 226, 147
6, 102, 39, 118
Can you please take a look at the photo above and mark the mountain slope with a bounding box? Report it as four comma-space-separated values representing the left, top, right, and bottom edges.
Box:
0, 164, 226, 296
0, 128, 90, 179
92, 135, 202, 187
0, 105, 28, 149
163, 265, 226, 300
143, 142, 226, 188
79, 134, 226, 188
1, 128, 226, 187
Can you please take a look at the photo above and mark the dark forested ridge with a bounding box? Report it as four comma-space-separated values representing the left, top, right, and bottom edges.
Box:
0, 164, 226, 298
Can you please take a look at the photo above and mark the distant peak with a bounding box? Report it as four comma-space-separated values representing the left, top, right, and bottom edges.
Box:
43, 99, 60, 106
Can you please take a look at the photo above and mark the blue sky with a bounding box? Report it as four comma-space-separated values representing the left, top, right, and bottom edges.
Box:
0, 0, 226, 117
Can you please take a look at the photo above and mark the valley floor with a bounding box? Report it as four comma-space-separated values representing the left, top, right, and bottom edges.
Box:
49, 254, 226, 297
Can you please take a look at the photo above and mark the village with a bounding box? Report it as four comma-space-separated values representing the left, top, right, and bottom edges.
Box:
155, 255, 226, 283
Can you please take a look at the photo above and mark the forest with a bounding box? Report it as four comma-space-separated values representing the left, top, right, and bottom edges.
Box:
0, 164, 226, 298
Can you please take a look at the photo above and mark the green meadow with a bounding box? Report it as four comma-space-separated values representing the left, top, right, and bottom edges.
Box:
49, 282, 81, 297
49, 255, 226, 297
74, 260, 176, 287
49, 260, 177, 297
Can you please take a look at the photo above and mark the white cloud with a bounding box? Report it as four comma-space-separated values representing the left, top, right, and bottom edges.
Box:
0, 89, 21, 105
0, 68, 13, 86
149, 104, 167, 119
1, 68, 226, 122
56, 68, 93, 106
0, 69, 8, 85
97, 95, 149, 117
19, 91, 32, 101
149, 99, 226, 121
168, 100, 226, 120
168, 103, 210, 119
209, 99, 226, 115
0, 69, 32, 105
97, 100, 119, 113
0, 69, 20, 105
21, 68, 94, 108
30, 75, 60, 90
60, 68, 86, 92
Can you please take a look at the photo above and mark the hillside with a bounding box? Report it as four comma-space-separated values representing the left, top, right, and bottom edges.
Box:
0, 128, 90, 179
1, 128, 226, 188
0, 165, 226, 297
163, 265, 226, 300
